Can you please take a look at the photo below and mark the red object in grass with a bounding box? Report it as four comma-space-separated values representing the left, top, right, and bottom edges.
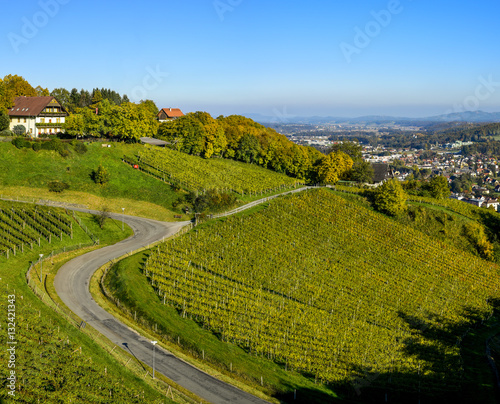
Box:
133, 164, 139, 169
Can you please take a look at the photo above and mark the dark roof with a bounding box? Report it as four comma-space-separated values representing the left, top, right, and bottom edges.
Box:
372, 163, 389, 183
140, 137, 170, 147
158, 108, 184, 119
8, 96, 66, 117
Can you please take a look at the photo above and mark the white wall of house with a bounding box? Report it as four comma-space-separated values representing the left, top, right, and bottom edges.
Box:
10, 116, 66, 137
10, 117, 37, 136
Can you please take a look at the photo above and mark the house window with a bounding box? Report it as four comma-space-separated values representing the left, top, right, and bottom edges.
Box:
41, 118, 45, 123
23, 118, 26, 123
56, 118, 60, 123
17, 118, 20, 123
49, 119, 52, 123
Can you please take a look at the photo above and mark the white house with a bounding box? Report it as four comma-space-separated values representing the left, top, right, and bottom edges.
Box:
8, 96, 68, 137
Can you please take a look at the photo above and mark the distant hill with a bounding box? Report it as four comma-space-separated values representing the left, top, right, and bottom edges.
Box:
245, 110, 500, 125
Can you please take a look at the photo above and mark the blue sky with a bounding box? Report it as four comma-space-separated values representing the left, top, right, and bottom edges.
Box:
2, 0, 500, 118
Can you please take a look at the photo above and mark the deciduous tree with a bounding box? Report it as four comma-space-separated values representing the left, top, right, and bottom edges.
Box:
317, 151, 353, 184
0, 110, 10, 131
427, 175, 451, 199
374, 179, 407, 216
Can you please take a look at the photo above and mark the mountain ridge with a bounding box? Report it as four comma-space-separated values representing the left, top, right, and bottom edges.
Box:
243, 110, 500, 125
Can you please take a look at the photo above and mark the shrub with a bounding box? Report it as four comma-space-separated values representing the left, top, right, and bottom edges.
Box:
32, 141, 42, 152
91, 164, 110, 185
13, 125, 26, 135
93, 207, 110, 229
0, 130, 14, 137
73, 141, 88, 155
48, 181, 70, 193
11, 137, 32, 149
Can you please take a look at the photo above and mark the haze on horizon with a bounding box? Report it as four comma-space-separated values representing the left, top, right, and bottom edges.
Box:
2, 0, 500, 119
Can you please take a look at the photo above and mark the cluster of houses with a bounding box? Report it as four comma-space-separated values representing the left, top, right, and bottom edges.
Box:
7, 96, 184, 138
451, 194, 499, 211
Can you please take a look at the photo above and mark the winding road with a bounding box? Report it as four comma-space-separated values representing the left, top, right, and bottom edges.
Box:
54, 210, 270, 404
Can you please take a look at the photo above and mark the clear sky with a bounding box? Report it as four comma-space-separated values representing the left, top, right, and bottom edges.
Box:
1, 0, 500, 118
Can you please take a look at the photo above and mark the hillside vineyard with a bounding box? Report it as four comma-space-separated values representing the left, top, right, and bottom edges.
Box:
143, 189, 500, 391
134, 145, 301, 194
0, 201, 73, 257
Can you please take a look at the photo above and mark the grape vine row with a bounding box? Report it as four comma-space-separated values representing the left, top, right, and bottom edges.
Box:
129, 145, 301, 194
143, 188, 500, 391
0, 201, 73, 257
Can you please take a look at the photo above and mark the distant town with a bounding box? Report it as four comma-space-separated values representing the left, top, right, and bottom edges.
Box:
276, 120, 500, 211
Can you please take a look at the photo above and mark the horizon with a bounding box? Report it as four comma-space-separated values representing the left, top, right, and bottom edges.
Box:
2, 0, 500, 118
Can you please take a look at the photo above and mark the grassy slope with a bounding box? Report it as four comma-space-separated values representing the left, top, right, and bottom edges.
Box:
0, 206, 171, 403
103, 188, 500, 404
0, 141, 185, 221
0, 141, 303, 220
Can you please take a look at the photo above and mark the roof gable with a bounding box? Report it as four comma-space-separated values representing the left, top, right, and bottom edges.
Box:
158, 108, 184, 119
8, 96, 67, 117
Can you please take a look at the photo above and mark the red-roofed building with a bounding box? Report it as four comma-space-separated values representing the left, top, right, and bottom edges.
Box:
8, 96, 68, 137
157, 107, 184, 123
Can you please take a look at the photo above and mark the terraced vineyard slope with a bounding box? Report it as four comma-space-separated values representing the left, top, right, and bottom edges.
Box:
143, 188, 500, 397
0, 201, 74, 258
129, 145, 302, 194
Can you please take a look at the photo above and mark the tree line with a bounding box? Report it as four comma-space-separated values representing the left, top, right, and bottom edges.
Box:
156, 112, 355, 183
0, 74, 360, 184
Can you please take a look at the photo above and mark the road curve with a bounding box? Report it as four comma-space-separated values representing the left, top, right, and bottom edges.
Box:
54, 210, 270, 404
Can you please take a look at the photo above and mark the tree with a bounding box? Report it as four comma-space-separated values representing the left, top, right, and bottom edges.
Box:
65, 113, 86, 137
50, 88, 71, 111
92, 164, 110, 185
91, 89, 103, 106
374, 179, 407, 216
345, 160, 375, 183
0, 110, 10, 131
35, 85, 49, 96
316, 151, 353, 184
427, 175, 450, 199
330, 141, 363, 162
236, 133, 261, 163
0, 74, 37, 110
93, 207, 111, 229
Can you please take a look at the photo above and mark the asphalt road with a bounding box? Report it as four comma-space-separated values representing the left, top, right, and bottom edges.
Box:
54, 211, 270, 404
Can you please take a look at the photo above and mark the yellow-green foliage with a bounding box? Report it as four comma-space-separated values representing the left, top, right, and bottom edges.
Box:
317, 151, 353, 184
135, 145, 301, 194
374, 179, 408, 216
144, 188, 500, 391
463, 221, 494, 260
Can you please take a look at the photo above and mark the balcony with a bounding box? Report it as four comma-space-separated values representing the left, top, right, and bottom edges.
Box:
39, 112, 68, 117
36, 122, 65, 128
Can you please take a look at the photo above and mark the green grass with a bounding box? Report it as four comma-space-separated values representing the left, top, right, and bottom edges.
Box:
0, 141, 186, 220
0, 204, 172, 403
